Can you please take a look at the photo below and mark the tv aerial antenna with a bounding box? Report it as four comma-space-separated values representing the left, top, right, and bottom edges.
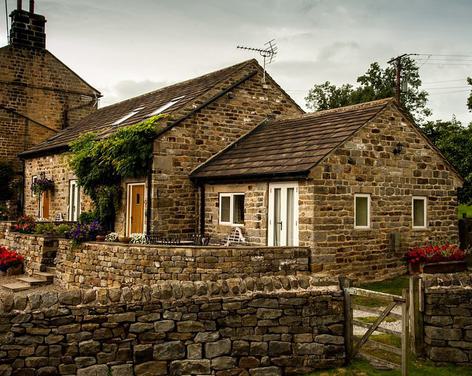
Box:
237, 39, 278, 83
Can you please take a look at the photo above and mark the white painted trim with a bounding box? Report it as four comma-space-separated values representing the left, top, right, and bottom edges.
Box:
126, 183, 147, 236
268, 182, 299, 246
218, 193, 245, 226
412, 196, 428, 229
354, 193, 371, 229
68, 179, 81, 221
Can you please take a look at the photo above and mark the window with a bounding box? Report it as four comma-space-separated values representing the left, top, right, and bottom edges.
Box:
112, 107, 144, 126
149, 96, 185, 116
31, 176, 37, 197
68, 180, 81, 221
354, 194, 370, 229
412, 196, 427, 228
219, 193, 244, 225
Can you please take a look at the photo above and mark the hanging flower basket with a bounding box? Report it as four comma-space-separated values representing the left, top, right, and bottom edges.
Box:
405, 243, 467, 274
31, 176, 54, 195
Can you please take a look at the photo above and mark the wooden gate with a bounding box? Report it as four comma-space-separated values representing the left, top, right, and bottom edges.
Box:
342, 280, 410, 375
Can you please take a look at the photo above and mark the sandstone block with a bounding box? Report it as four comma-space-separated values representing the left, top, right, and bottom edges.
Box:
268, 341, 291, 356
111, 364, 133, 376
177, 320, 205, 332
134, 361, 167, 376
249, 366, 282, 376
205, 338, 231, 358
77, 365, 109, 376
154, 341, 185, 360
134, 344, 153, 364
212, 356, 236, 370
429, 347, 468, 363
79, 340, 101, 355
169, 360, 211, 375
154, 320, 175, 332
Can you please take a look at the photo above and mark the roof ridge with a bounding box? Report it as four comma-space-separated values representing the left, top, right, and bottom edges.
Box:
94, 59, 257, 112
274, 97, 395, 123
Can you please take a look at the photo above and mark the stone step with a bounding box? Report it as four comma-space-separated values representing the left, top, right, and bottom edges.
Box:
44, 266, 56, 273
34, 271, 55, 282
16, 276, 48, 286
1, 282, 31, 292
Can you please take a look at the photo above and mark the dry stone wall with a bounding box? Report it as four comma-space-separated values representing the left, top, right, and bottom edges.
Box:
56, 240, 311, 289
423, 272, 472, 365
0, 276, 344, 376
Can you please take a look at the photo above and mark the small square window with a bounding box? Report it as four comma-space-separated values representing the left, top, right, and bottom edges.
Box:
219, 193, 244, 225
354, 194, 370, 229
412, 197, 427, 228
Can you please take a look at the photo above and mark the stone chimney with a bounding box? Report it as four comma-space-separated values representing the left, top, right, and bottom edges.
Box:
9, 0, 46, 49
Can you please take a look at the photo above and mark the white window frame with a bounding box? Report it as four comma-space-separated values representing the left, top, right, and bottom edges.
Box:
268, 182, 299, 247
126, 182, 147, 236
218, 193, 245, 226
412, 196, 427, 229
32, 175, 37, 198
354, 193, 371, 229
68, 179, 81, 221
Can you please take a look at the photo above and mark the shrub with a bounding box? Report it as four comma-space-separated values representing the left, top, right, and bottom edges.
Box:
67, 220, 102, 246
0, 246, 24, 272
34, 223, 56, 235
55, 224, 71, 237
11, 215, 36, 234
405, 243, 465, 265
78, 211, 98, 224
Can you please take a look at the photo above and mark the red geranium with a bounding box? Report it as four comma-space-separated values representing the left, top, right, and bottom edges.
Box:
0, 246, 24, 271
405, 243, 465, 265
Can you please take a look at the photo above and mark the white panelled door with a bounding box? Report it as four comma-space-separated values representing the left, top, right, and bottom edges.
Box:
268, 182, 299, 246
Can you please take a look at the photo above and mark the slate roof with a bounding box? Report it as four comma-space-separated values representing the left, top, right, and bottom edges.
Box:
20, 59, 261, 158
191, 98, 395, 181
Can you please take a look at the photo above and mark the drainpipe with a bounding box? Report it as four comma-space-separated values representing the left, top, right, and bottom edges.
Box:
199, 184, 205, 235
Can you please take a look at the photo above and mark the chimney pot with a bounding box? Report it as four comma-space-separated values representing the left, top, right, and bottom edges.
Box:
17, 0, 22, 11
29, 0, 34, 13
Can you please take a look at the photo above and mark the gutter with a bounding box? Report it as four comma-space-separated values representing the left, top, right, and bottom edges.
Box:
191, 171, 311, 185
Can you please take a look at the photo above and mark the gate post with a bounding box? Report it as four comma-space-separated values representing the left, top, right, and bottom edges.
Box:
340, 276, 353, 364
402, 288, 410, 376
409, 275, 424, 356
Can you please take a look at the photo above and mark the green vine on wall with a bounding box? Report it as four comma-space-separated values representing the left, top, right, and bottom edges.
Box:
68, 115, 166, 229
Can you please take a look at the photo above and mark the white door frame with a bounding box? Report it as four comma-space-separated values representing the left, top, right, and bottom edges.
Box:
68, 179, 81, 221
268, 182, 299, 246
126, 182, 147, 236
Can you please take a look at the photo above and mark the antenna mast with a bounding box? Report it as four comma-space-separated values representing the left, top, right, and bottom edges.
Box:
237, 39, 278, 83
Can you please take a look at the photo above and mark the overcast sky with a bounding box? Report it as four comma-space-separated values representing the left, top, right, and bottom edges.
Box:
2, 0, 471, 123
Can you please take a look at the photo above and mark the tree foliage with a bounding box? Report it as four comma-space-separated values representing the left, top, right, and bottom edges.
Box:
467, 77, 472, 112
422, 118, 472, 204
305, 58, 431, 123
68, 115, 165, 229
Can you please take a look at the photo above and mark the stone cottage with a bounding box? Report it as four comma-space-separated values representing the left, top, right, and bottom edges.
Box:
19, 59, 303, 233
190, 99, 463, 279
0, 1, 100, 215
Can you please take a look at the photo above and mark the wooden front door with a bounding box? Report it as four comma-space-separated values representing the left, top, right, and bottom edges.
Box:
127, 184, 145, 235
41, 191, 50, 219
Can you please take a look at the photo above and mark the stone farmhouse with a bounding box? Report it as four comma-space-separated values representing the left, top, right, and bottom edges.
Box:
0, 1, 100, 214
4, 3, 463, 279
19, 60, 303, 234
191, 99, 463, 276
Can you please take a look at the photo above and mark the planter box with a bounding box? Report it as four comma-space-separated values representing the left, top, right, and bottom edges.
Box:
410, 260, 467, 274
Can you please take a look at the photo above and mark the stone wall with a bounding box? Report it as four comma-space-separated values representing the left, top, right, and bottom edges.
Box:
0, 230, 58, 275
0, 277, 344, 376
422, 272, 472, 365
23, 153, 93, 220
56, 240, 311, 289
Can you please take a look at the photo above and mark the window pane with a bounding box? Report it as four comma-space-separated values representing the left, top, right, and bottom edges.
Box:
274, 188, 281, 246
413, 199, 425, 227
355, 196, 368, 227
233, 195, 244, 224
220, 196, 231, 223
286, 188, 294, 246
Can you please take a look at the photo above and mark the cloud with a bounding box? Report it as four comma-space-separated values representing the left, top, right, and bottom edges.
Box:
99, 79, 170, 107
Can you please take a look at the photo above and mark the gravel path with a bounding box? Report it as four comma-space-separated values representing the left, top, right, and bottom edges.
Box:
353, 308, 402, 336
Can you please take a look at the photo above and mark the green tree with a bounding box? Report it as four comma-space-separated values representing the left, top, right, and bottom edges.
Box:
0, 162, 14, 201
305, 58, 431, 123
467, 77, 472, 111
422, 118, 472, 204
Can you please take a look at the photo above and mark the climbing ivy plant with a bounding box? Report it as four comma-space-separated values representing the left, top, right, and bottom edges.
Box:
68, 115, 165, 229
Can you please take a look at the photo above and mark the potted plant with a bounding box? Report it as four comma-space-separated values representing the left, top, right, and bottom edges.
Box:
31, 175, 54, 195
11, 215, 36, 234
405, 243, 467, 274
129, 233, 149, 244
105, 232, 119, 242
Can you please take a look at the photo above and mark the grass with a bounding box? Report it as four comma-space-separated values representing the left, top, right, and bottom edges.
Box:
357, 316, 398, 324
458, 204, 472, 219
353, 276, 409, 308
307, 359, 472, 376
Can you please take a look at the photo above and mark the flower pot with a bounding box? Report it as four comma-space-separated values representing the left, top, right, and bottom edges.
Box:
119, 236, 130, 244
421, 260, 467, 274
95, 235, 105, 242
